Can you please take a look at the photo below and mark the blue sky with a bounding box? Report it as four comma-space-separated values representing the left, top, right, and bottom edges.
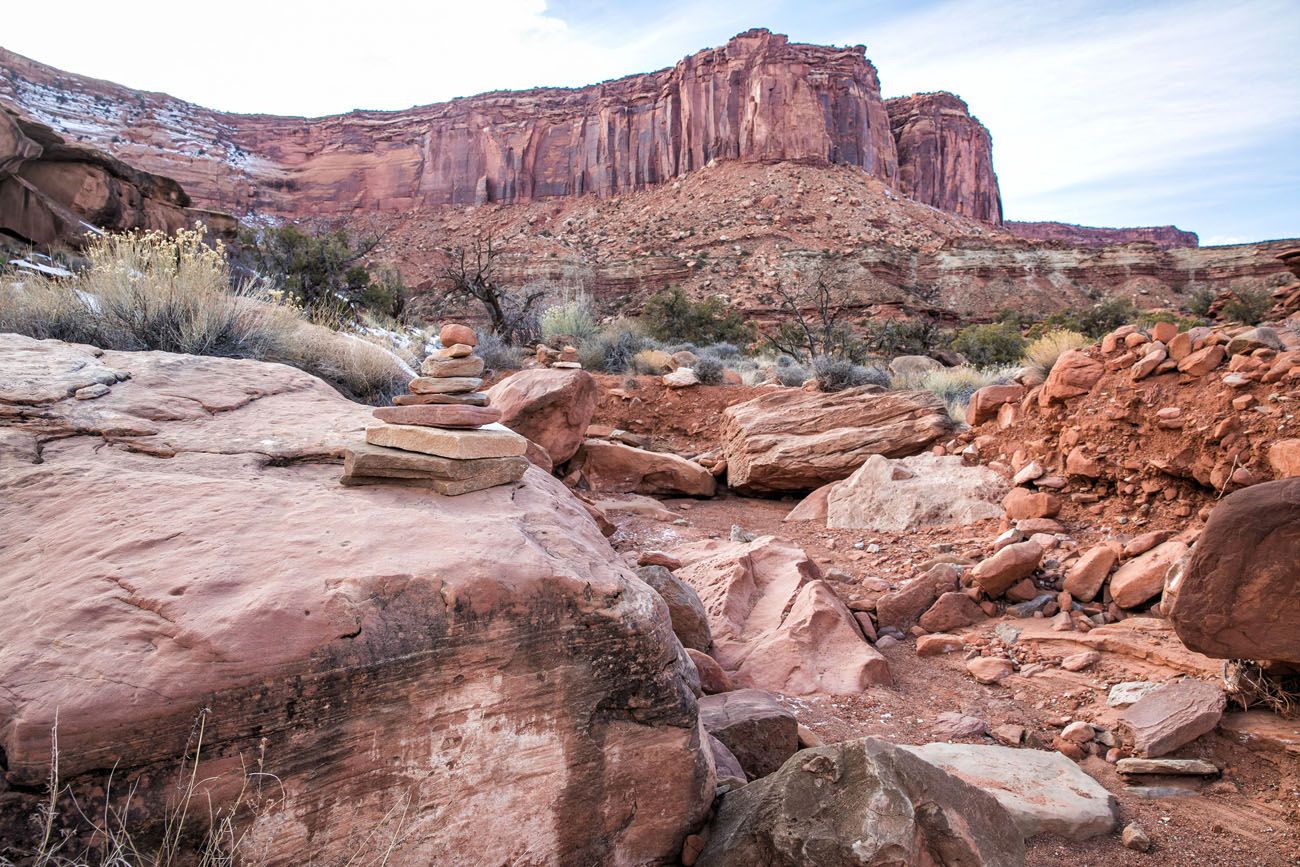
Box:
4, 0, 1297, 243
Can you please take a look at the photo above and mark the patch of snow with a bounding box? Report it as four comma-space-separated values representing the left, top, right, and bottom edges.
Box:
7, 259, 73, 277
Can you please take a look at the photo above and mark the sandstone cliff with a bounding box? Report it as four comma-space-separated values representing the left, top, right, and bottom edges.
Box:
0, 105, 224, 246
1005, 220, 1199, 249
886, 92, 1002, 223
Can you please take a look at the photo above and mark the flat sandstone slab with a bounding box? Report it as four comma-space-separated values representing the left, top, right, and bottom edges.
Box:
409, 376, 484, 394
366, 423, 527, 459
341, 450, 528, 495
393, 391, 489, 407
373, 405, 501, 428
421, 355, 485, 377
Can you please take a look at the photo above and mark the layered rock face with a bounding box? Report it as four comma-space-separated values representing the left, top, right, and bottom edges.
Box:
0, 31, 908, 216
0, 335, 713, 864
0, 105, 224, 245
1005, 220, 1200, 249
887, 91, 1002, 223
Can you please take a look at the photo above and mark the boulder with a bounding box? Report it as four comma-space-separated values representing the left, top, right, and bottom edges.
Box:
687, 648, 733, 694
573, 439, 716, 497
1063, 545, 1119, 602
1226, 326, 1282, 355
485, 368, 599, 464
966, 383, 1026, 426
697, 689, 798, 779
1117, 679, 1226, 757
971, 541, 1043, 597
0, 335, 712, 864
1038, 349, 1103, 405
781, 479, 840, 522
1109, 540, 1188, 609
637, 565, 713, 652
1168, 478, 1300, 663
672, 537, 889, 694
889, 354, 942, 379
663, 367, 700, 388
825, 453, 1007, 531
904, 743, 1118, 840
719, 386, 954, 493
919, 591, 987, 632
707, 734, 748, 788
876, 564, 960, 632
1177, 344, 1227, 377
697, 737, 1025, 867
1002, 487, 1062, 519
1269, 439, 1300, 477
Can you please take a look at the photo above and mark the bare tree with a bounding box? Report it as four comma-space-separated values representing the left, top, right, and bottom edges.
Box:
764, 255, 862, 361
440, 235, 546, 344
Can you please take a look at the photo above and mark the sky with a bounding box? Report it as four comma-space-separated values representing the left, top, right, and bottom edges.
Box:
3, 0, 1297, 243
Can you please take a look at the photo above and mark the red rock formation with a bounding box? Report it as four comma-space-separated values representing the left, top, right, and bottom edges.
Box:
0, 105, 219, 245
886, 92, 1002, 223
1005, 220, 1199, 248
0, 31, 904, 217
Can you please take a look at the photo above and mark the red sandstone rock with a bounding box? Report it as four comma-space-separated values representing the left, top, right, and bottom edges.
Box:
966, 383, 1026, 425
1110, 540, 1188, 609
486, 368, 598, 464
1118, 679, 1226, 758
686, 648, 733, 695
1063, 545, 1118, 602
887, 92, 1001, 223
1003, 487, 1062, 519
1004, 221, 1198, 249
573, 440, 717, 497
1039, 350, 1104, 405
919, 591, 987, 632
1168, 479, 1300, 664
972, 541, 1044, 597
372, 404, 501, 428
720, 386, 954, 493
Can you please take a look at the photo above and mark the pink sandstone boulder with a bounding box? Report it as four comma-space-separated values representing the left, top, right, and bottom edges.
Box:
486, 368, 599, 464
572, 439, 716, 497
671, 537, 890, 694
1063, 545, 1119, 602
971, 541, 1044, 597
0, 334, 712, 864
720, 386, 954, 494
826, 453, 1007, 531
1168, 478, 1300, 664
1117, 679, 1226, 758
966, 383, 1026, 426
1109, 540, 1189, 609
1038, 349, 1104, 406
782, 479, 840, 522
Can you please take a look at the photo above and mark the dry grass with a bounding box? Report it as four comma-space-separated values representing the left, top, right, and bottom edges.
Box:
914, 365, 1016, 423
0, 228, 410, 405
1022, 329, 1089, 376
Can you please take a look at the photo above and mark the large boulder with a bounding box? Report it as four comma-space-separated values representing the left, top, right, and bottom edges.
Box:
0, 335, 713, 864
719, 386, 954, 494
698, 689, 798, 780
904, 743, 1117, 841
572, 439, 716, 497
697, 737, 1026, 867
485, 368, 598, 464
1110, 539, 1188, 609
1168, 479, 1300, 664
1038, 349, 1103, 406
826, 453, 1007, 531
637, 564, 713, 652
673, 537, 890, 694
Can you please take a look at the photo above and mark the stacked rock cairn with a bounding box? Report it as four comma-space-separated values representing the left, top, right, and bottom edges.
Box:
341, 323, 529, 495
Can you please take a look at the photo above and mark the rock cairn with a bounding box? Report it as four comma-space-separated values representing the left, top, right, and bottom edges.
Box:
341, 323, 529, 495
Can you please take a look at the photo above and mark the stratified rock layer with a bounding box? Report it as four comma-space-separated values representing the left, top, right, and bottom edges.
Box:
0, 334, 712, 865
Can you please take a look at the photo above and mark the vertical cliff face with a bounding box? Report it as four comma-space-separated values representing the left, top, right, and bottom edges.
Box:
0, 31, 906, 218
886, 92, 1002, 224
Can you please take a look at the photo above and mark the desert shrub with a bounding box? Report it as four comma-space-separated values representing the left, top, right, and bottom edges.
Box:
476, 332, 523, 373
774, 355, 810, 387
1023, 329, 1089, 375
918, 365, 1015, 422
236, 223, 406, 318
861, 319, 946, 357
1187, 287, 1218, 318
949, 322, 1027, 367
641, 287, 755, 346
1031, 297, 1139, 339
540, 293, 599, 346
1, 229, 411, 405
580, 324, 654, 373
1221, 288, 1273, 325
698, 341, 741, 360
691, 356, 725, 384
632, 347, 674, 375
812, 355, 888, 392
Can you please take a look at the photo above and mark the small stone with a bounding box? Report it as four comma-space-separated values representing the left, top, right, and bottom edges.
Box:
393, 391, 490, 407
1116, 757, 1219, 776
915, 633, 964, 656
421, 354, 486, 377
439, 323, 478, 347
372, 405, 502, 428
1061, 651, 1100, 672
365, 423, 527, 460
1108, 681, 1158, 707
685, 648, 732, 695
637, 551, 683, 570
932, 711, 987, 740
1060, 721, 1095, 744
408, 375, 485, 395
663, 367, 700, 388
431, 342, 475, 359
991, 723, 1025, 746
966, 656, 1013, 684
1122, 821, 1152, 852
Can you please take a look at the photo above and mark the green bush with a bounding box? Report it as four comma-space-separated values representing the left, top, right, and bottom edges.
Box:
1029, 297, 1139, 339
949, 322, 1027, 367
641, 287, 755, 347
1187, 287, 1218, 318
1221, 288, 1273, 325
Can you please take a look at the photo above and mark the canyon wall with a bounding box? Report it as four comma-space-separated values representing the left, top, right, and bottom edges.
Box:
886, 92, 1002, 224
0, 105, 215, 246
1005, 220, 1199, 249
0, 31, 927, 219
